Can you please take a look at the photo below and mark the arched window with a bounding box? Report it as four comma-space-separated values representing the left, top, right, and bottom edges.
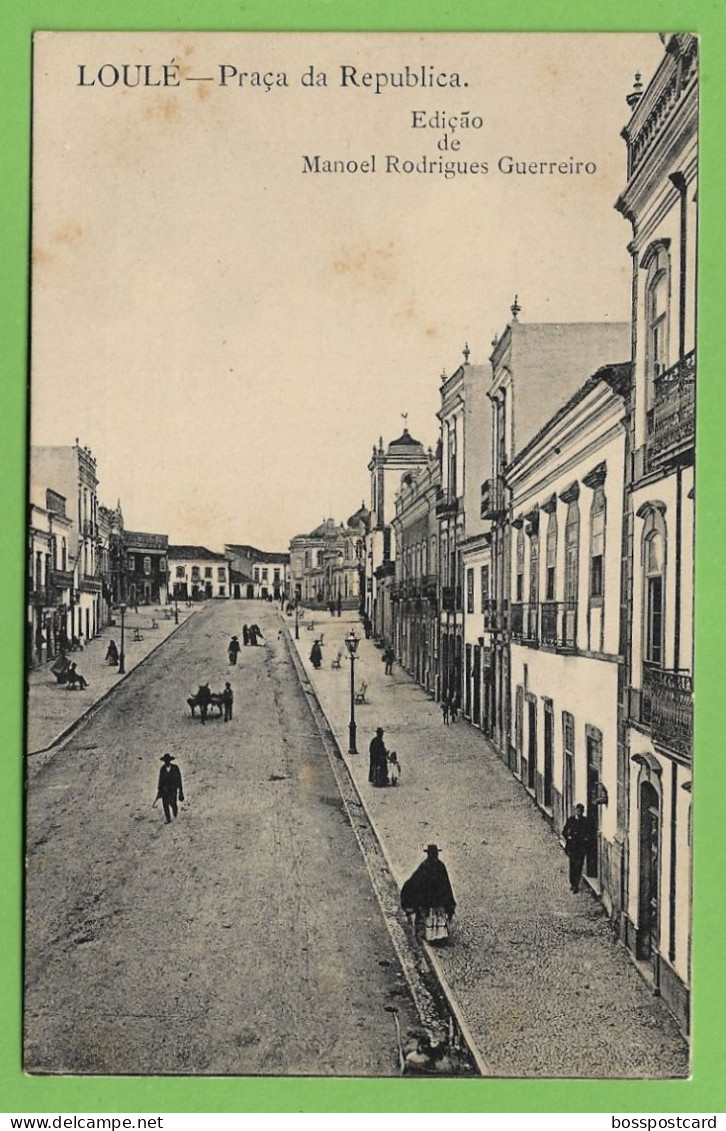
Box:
546, 510, 558, 601
589, 487, 606, 603
643, 242, 671, 406
642, 510, 667, 666
528, 522, 539, 606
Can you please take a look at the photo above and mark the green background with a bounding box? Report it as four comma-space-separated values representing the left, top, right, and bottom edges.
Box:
2, 0, 723, 1115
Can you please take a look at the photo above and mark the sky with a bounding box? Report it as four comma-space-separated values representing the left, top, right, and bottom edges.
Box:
30, 32, 665, 550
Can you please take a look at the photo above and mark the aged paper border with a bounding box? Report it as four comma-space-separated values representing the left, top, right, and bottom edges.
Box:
1, 0, 724, 1115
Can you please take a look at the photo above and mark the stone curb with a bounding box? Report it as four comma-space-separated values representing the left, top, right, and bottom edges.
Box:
26, 608, 201, 758
281, 617, 488, 1077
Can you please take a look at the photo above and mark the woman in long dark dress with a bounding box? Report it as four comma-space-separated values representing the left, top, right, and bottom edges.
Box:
401, 844, 456, 944
368, 727, 389, 787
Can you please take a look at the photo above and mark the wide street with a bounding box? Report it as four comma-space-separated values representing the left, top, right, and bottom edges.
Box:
24, 600, 423, 1076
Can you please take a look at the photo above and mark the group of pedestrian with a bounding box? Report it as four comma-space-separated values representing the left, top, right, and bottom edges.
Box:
327, 595, 343, 618
242, 624, 263, 647
440, 693, 461, 725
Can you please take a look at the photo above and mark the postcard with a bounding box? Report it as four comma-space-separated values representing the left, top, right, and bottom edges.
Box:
24, 31, 696, 1082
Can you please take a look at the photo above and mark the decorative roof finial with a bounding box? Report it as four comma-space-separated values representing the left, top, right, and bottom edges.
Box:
440, 367, 447, 382
401, 411, 409, 428
491, 331, 499, 349
463, 342, 471, 365
626, 72, 644, 110
511, 295, 521, 321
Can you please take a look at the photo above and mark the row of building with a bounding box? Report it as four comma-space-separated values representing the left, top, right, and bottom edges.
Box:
329, 38, 696, 1029
28, 444, 291, 666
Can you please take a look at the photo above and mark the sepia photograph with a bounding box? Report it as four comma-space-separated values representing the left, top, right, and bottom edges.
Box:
24, 31, 696, 1080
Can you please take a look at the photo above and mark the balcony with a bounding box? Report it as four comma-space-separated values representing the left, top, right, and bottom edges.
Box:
641, 662, 693, 761
435, 494, 460, 519
540, 600, 578, 652
80, 573, 102, 593
646, 351, 696, 467
49, 568, 74, 590
480, 476, 506, 520
441, 585, 462, 613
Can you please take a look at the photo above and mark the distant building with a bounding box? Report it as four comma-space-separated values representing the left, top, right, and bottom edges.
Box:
288, 507, 369, 609
391, 453, 441, 695
123, 531, 169, 605
225, 545, 290, 600
169, 546, 230, 600
366, 429, 430, 642
31, 441, 104, 643
27, 488, 73, 667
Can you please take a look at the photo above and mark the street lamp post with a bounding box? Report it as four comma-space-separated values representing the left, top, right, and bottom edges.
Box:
344, 629, 360, 755
118, 602, 126, 674
295, 600, 300, 641
174, 592, 179, 625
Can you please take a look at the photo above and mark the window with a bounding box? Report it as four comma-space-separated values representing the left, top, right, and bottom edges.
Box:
589, 487, 606, 602
191, 566, 200, 581
143, 556, 151, 576
127, 554, 135, 571
643, 516, 666, 666
262, 568, 268, 581
204, 567, 213, 578
159, 557, 166, 573
316, 551, 324, 567
515, 686, 524, 764
515, 526, 525, 603
564, 500, 580, 605
274, 569, 281, 583
528, 525, 539, 605
466, 568, 475, 614
546, 510, 557, 601
254, 567, 260, 582
175, 565, 185, 579
62, 537, 67, 571
480, 564, 489, 605
218, 567, 226, 581
562, 711, 575, 817
644, 244, 670, 404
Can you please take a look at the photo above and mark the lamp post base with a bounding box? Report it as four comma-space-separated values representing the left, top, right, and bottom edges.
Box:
118, 653, 126, 675
348, 720, 358, 755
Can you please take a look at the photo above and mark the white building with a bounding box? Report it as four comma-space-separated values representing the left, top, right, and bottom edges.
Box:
507, 363, 631, 920
169, 546, 231, 600
615, 34, 697, 1030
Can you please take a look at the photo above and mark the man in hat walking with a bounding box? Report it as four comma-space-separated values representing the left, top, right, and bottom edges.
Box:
155, 753, 184, 824
401, 844, 457, 944
222, 681, 234, 722
562, 803, 595, 893
228, 635, 241, 665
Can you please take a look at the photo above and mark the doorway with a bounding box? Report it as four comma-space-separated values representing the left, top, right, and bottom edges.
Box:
543, 700, 554, 809
527, 696, 537, 791
586, 729, 602, 878
638, 780, 661, 962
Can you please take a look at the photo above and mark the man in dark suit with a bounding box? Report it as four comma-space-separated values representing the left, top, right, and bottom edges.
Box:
562, 804, 595, 892
155, 753, 184, 824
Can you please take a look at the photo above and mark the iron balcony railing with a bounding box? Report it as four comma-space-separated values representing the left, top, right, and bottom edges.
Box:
49, 568, 74, 590
646, 350, 696, 465
421, 574, 439, 601
641, 662, 693, 761
435, 495, 460, 519
29, 584, 52, 606
540, 600, 578, 651
510, 602, 524, 640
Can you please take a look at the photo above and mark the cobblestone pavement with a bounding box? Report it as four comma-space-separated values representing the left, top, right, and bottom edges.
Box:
25, 601, 422, 1076
289, 610, 690, 1078
26, 604, 198, 756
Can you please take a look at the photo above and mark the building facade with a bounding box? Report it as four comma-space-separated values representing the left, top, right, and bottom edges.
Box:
391, 454, 441, 695
288, 510, 368, 609
615, 35, 697, 1029
365, 429, 429, 643
169, 546, 231, 599
123, 532, 170, 606
27, 490, 73, 667
31, 442, 104, 643
225, 545, 291, 600
506, 363, 631, 920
